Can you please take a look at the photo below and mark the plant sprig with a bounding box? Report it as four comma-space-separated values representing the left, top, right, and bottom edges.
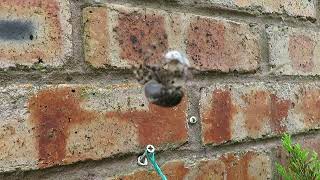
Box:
276, 133, 320, 180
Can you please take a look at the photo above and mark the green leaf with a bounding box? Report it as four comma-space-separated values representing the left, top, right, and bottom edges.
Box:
276, 133, 320, 180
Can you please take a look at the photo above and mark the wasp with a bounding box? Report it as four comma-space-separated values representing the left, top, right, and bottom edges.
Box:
133, 51, 192, 107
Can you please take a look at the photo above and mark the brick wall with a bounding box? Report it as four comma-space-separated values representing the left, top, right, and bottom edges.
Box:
0, 0, 319, 179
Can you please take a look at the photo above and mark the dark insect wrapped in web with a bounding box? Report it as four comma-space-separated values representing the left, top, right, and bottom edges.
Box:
133, 51, 192, 107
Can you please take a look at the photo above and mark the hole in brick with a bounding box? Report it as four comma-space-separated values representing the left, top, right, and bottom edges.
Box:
38, 58, 43, 63
30, 34, 34, 40
130, 35, 138, 44
71, 89, 76, 93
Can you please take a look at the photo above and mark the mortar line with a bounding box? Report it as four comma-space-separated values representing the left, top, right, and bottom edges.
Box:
1, 129, 319, 179
81, 0, 320, 30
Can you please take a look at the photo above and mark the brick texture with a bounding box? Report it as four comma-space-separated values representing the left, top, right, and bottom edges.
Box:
233, 0, 315, 18
115, 8, 168, 65
0, 0, 72, 68
302, 136, 320, 155
1, 0, 320, 179
200, 83, 320, 145
83, 7, 109, 67
111, 151, 272, 180
83, 4, 261, 72
0, 83, 188, 172
114, 161, 189, 180
268, 26, 320, 75
186, 16, 260, 72
177, 0, 316, 18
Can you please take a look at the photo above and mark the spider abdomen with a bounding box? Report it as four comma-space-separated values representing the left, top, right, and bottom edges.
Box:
144, 81, 184, 107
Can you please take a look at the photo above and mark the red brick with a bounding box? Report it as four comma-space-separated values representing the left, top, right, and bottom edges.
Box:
111, 151, 271, 180
200, 83, 320, 145
193, 159, 226, 179
114, 161, 189, 180
242, 91, 271, 137
289, 35, 316, 73
186, 16, 260, 72
301, 136, 320, 155
192, 152, 271, 180
83, 4, 261, 71
202, 90, 237, 144
0, 83, 188, 171
270, 95, 291, 133
28, 87, 97, 168
83, 5, 170, 68
268, 26, 320, 75
295, 89, 320, 128
105, 98, 188, 147
0, 0, 71, 67
166, 13, 186, 51
243, 91, 290, 137
83, 7, 109, 68
115, 9, 168, 65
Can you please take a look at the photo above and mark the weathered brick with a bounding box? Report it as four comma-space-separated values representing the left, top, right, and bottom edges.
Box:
234, 0, 315, 18
110, 151, 271, 180
302, 136, 320, 155
267, 26, 320, 75
115, 7, 168, 65
83, 4, 261, 71
83, 7, 109, 68
192, 151, 271, 180
186, 16, 260, 72
83, 5, 169, 68
114, 161, 189, 180
200, 83, 320, 145
177, 0, 316, 18
0, 83, 188, 172
0, 0, 72, 67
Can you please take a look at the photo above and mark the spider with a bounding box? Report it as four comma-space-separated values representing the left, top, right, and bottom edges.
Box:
133, 51, 192, 107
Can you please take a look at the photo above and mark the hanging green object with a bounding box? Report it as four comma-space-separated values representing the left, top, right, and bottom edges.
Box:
138, 145, 167, 180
